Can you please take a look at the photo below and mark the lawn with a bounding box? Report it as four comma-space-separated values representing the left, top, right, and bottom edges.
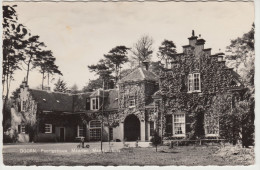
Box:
2, 142, 254, 166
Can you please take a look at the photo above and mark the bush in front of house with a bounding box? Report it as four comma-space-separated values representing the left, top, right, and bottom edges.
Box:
150, 131, 161, 152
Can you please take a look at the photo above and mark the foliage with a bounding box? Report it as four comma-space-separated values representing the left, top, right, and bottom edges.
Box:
88, 59, 115, 89
70, 84, 80, 94
33, 50, 62, 89
150, 131, 161, 152
157, 40, 177, 68
131, 35, 153, 67
225, 24, 255, 147
2, 5, 28, 113
53, 78, 68, 93
104, 46, 130, 82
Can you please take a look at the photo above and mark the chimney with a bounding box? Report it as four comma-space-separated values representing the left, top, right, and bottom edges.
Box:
142, 60, 149, 71
216, 52, 225, 62
195, 38, 205, 56
188, 30, 198, 47
203, 48, 212, 56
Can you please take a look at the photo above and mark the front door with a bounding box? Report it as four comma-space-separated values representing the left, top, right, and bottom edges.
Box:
60, 127, 65, 142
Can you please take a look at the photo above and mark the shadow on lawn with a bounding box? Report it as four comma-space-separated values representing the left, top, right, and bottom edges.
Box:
159, 150, 179, 154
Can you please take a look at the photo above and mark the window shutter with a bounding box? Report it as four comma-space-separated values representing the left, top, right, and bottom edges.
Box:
83, 124, 86, 137
52, 124, 55, 134
18, 102, 21, 112
86, 98, 90, 110
96, 97, 99, 109
18, 125, 21, 133
25, 125, 29, 134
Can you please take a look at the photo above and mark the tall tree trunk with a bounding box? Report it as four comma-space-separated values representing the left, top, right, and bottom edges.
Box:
41, 72, 45, 90
26, 59, 31, 85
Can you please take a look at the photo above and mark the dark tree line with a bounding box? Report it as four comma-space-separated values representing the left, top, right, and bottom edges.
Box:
2, 5, 62, 129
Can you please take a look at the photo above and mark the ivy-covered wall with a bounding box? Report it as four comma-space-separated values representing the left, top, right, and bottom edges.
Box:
159, 37, 244, 139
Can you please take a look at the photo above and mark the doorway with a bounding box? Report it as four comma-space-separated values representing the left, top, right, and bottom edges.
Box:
124, 114, 140, 141
59, 127, 65, 142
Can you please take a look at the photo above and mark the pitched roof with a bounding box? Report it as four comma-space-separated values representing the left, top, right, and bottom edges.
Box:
29, 89, 74, 112
73, 92, 92, 112
119, 68, 157, 83
104, 89, 118, 111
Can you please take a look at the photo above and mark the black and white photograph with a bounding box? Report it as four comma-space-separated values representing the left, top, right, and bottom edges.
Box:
1, 0, 258, 167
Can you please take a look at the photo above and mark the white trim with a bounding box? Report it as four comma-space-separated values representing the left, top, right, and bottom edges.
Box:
129, 96, 135, 108
21, 125, 26, 133
77, 125, 84, 137
45, 124, 52, 133
59, 127, 66, 141
187, 73, 201, 93
90, 97, 99, 110
139, 68, 145, 79
172, 113, 186, 137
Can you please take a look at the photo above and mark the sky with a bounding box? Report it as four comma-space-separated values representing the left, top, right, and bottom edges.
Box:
2, 1, 255, 94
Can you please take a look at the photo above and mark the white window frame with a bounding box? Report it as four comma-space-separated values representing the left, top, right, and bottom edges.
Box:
91, 98, 99, 110
188, 73, 201, 93
173, 114, 186, 137
45, 124, 52, 133
89, 120, 101, 141
21, 101, 26, 111
21, 125, 26, 133
129, 96, 135, 108
205, 115, 220, 137
77, 125, 84, 137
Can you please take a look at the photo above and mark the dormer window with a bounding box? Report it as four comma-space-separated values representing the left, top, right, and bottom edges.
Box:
188, 73, 201, 93
91, 97, 99, 110
129, 96, 135, 108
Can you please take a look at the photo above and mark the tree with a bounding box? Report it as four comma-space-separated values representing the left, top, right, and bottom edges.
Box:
157, 40, 177, 68
2, 5, 28, 125
70, 84, 80, 94
104, 46, 130, 82
225, 24, 255, 147
131, 35, 153, 67
53, 78, 68, 93
23, 35, 46, 84
88, 59, 114, 89
33, 50, 62, 89
150, 131, 161, 152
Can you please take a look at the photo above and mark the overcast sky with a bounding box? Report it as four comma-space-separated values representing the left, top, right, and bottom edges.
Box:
3, 1, 254, 93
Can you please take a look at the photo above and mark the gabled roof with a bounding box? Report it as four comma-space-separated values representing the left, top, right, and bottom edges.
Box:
104, 89, 118, 111
119, 68, 157, 83
30, 89, 74, 112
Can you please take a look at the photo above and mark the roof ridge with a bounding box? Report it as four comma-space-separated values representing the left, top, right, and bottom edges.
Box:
139, 67, 145, 79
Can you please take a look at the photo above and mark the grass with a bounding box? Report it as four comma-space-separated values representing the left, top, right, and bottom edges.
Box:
2, 143, 254, 166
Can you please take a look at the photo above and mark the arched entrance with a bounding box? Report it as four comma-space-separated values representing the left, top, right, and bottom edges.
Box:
124, 114, 140, 141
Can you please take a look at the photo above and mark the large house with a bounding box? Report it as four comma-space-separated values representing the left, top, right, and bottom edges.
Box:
10, 31, 243, 143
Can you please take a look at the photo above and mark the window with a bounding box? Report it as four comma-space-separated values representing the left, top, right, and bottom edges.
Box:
109, 127, 113, 141
21, 101, 26, 111
21, 125, 26, 133
150, 121, 155, 136
89, 120, 101, 141
77, 125, 84, 137
91, 98, 99, 110
129, 96, 135, 107
205, 125, 219, 137
204, 113, 219, 137
188, 73, 201, 92
45, 124, 52, 133
173, 114, 185, 136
